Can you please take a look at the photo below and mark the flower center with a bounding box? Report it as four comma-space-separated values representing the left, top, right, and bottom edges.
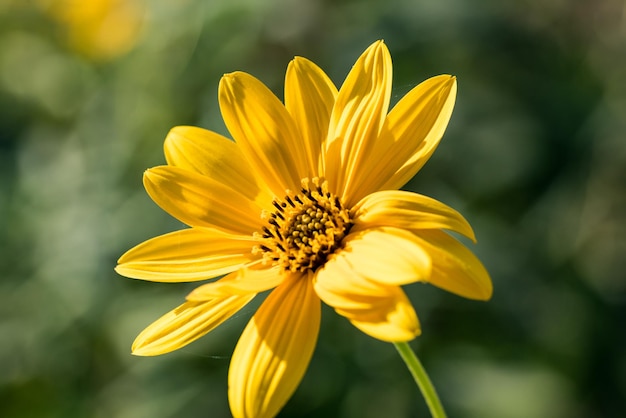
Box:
257, 178, 353, 273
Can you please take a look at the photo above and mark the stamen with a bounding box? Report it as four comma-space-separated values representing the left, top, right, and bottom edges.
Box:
256, 178, 353, 273
273, 201, 284, 212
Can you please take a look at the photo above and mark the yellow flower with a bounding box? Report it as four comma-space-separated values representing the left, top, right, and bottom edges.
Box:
116, 41, 492, 418
42, 0, 144, 60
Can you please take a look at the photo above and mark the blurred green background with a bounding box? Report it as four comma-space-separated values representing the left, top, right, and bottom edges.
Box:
1, 0, 625, 417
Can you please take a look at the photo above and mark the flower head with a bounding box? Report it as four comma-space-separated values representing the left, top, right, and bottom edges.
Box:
116, 41, 492, 418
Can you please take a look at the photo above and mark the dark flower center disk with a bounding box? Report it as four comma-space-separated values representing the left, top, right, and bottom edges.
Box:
258, 178, 353, 273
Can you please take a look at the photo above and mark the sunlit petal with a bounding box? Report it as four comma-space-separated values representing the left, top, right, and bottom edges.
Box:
324, 41, 392, 205
219, 71, 303, 195
346, 75, 457, 199
187, 264, 284, 300
285, 57, 338, 178
132, 294, 255, 356
353, 190, 476, 241
164, 126, 273, 210
314, 254, 397, 311
116, 228, 258, 282
314, 256, 420, 341
380, 75, 457, 190
143, 165, 262, 234
343, 289, 420, 342
340, 227, 431, 285
413, 230, 492, 300
229, 274, 320, 418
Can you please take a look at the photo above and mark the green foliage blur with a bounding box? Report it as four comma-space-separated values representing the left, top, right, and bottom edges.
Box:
1, 0, 624, 417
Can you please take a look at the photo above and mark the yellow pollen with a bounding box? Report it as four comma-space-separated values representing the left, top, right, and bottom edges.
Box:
256, 178, 352, 273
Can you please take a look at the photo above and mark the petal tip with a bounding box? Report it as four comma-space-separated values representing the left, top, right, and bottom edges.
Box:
480, 282, 494, 301
290, 56, 304, 66
131, 340, 152, 356
287, 56, 305, 76
361, 39, 389, 59
447, 75, 458, 91
219, 72, 239, 93
131, 346, 157, 357
167, 125, 193, 136
465, 228, 477, 244
288, 56, 317, 76
466, 272, 493, 301
372, 39, 389, 53
142, 167, 158, 182
221, 71, 247, 84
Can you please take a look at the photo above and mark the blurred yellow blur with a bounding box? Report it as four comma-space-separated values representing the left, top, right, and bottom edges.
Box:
40, 0, 145, 60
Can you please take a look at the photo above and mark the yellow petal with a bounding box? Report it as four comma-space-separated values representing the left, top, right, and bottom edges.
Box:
164, 126, 273, 210
314, 248, 414, 310
229, 274, 320, 418
219, 71, 303, 196
187, 264, 284, 300
340, 227, 431, 286
413, 230, 492, 300
380, 75, 456, 190
314, 256, 420, 342
324, 40, 392, 205
115, 228, 257, 282
314, 254, 398, 311
132, 294, 255, 356
359, 75, 457, 198
344, 297, 420, 342
143, 165, 262, 234
352, 190, 476, 242
284, 56, 338, 177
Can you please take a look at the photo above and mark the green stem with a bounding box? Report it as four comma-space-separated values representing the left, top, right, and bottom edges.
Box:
394, 342, 447, 418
